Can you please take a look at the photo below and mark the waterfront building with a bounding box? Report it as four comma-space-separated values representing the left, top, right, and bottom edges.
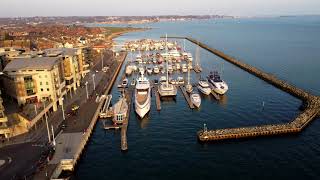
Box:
0, 90, 10, 138
2, 56, 66, 111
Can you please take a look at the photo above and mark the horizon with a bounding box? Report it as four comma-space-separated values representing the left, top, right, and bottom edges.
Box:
2, 0, 320, 18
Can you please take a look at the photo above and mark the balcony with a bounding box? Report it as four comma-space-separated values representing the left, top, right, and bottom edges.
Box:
0, 116, 8, 123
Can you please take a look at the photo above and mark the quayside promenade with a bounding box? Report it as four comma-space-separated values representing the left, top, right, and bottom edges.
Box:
166, 36, 320, 142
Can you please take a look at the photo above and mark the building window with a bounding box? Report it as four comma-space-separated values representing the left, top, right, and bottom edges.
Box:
45, 75, 47, 78
47, 88, 50, 91
24, 76, 35, 96
39, 75, 41, 78
40, 82, 42, 85
46, 82, 49, 85
41, 88, 43, 92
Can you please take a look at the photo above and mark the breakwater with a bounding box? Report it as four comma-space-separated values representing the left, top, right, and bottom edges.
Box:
166, 36, 320, 141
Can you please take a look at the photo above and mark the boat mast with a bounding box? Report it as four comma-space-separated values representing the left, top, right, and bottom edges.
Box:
166, 33, 169, 86
187, 60, 190, 85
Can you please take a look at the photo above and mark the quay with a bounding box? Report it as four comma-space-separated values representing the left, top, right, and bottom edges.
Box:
166, 36, 320, 141
49, 52, 127, 178
179, 86, 195, 109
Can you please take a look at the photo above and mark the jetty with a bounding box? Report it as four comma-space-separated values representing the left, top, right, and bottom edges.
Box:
166, 36, 320, 141
179, 86, 194, 109
99, 95, 112, 118
154, 87, 161, 111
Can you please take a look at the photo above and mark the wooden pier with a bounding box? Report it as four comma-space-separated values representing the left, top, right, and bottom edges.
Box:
120, 89, 132, 151
179, 86, 194, 109
154, 87, 161, 111
210, 91, 220, 100
165, 36, 320, 142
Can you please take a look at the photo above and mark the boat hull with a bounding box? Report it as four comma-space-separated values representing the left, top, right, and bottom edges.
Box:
197, 85, 211, 95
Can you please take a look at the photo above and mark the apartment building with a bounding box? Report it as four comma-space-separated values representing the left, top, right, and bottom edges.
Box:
0, 90, 10, 138
2, 56, 66, 111
44, 48, 89, 93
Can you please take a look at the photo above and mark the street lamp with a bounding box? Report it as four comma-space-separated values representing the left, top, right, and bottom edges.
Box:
51, 125, 56, 147
92, 74, 96, 91
101, 52, 104, 71
61, 98, 65, 120
85, 81, 89, 99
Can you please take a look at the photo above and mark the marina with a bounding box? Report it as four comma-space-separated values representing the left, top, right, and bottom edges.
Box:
73, 17, 320, 180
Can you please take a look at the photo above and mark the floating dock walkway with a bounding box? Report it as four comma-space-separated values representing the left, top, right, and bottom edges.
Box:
166, 36, 320, 142
154, 87, 161, 111
179, 86, 194, 109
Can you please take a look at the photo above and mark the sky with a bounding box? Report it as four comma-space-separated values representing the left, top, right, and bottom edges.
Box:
1, 0, 320, 17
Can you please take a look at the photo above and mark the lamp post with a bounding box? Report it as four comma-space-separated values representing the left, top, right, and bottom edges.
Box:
85, 81, 89, 99
92, 74, 96, 91
61, 98, 65, 120
51, 125, 56, 147
43, 101, 51, 143
101, 52, 104, 71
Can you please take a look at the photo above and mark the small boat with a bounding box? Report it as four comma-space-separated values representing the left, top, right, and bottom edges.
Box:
186, 84, 193, 93
131, 78, 136, 86
197, 79, 211, 95
138, 66, 145, 75
177, 76, 184, 85
176, 63, 181, 70
153, 65, 160, 74
125, 65, 133, 76
154, 79, 159, 85
112, 94, 128, 124
131, 65, 138, 72
182, 63, 187, 73
159, 76, 167, 85
122, 78, 128, 87
190, 93, 201, 108
146, 66, 153, 75
170, 79, 178, 85
172, 64, 176, 71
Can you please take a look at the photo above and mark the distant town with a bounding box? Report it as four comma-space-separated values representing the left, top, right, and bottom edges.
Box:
0, 15, 234, 25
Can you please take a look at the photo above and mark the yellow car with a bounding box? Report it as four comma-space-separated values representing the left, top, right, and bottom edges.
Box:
71, 104, 79, 111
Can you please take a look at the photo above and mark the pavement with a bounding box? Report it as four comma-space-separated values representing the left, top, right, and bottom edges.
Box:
0, 50, 120, 180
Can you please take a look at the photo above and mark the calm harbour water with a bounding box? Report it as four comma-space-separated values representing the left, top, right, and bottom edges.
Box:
75, 17, 320, 180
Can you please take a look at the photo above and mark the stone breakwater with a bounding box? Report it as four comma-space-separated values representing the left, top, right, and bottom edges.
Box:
165, 36, 320, 141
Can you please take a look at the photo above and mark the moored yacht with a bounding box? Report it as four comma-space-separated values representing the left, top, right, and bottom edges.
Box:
135, 72, 151, 118
197, 79, 211, 95
208, 71, 229, 95
190, 93, 201, 108
153, 65, 160, 74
